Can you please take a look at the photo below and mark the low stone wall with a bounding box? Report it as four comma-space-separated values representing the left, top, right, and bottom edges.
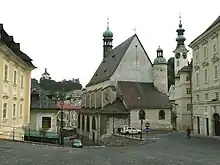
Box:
100, 134, 143, 146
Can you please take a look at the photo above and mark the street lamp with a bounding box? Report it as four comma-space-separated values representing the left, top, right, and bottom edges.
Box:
59, 99, 64, 146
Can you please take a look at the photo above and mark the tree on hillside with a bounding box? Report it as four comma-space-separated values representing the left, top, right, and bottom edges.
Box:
38, 78, 82, 94
167, 57, 175, 90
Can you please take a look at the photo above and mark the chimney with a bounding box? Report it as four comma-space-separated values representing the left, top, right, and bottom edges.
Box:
7, 36, 13, 42
14, 43, 20, 50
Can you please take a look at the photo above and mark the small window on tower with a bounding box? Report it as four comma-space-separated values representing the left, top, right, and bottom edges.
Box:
177, 60, 179, 66
104, 69, 107, 72
103, 60, 106, 63
112, 55, 115, 58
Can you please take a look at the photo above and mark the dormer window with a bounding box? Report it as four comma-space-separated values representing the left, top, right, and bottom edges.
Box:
104, 69, 107, 72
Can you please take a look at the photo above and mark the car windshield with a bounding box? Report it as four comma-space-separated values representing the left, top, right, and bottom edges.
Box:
73, 139, 81, 143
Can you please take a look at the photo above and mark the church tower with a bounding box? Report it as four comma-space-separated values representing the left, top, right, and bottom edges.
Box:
103, 17, 113, 58
153, 46, 168, 94
173, 15, 189, 75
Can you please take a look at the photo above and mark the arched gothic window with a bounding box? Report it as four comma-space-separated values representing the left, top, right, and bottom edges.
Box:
159, 110, 165, 120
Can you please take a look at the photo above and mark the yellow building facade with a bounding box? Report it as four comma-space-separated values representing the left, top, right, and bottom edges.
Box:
0, 25, 36, 140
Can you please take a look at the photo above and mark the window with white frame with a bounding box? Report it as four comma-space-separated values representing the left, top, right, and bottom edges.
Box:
13, 104, 16, 117
204, 46, 207, 58
204, 69, 208, 82
21, 75, 24, 88
214, 65, 218, 80
195, 72, 199, 84
213, 43, 217, 54
216, 92, 219, 100
205, 93, 208, 100
13, 70, 17, 85
186, 88, 191, 94
195, 52, 199, 62
4, 64, 8, 81
3, 103, 7, 119
204, 106, 208, 113
196, 94, 199, 101
187, 104, 192, 110
20, 104, 23, 116
177, 60, 179, 66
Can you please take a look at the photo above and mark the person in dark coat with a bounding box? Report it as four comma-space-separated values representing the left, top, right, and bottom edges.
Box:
186, 127, 191, 139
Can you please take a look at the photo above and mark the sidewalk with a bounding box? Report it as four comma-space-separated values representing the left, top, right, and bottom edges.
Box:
192, 134, 220, 140
171, 131, 220, 140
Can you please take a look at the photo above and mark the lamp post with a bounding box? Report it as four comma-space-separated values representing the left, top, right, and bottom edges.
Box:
60, 99, 64, 146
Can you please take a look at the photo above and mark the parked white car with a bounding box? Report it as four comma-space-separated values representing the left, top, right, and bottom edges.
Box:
120, 126, 142, 135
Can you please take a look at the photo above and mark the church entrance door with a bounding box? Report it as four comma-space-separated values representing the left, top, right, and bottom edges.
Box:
213, 113, 220, 136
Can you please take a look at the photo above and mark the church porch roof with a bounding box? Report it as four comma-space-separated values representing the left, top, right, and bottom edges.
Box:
118, 81, 172, 109
78, 98, 129, 115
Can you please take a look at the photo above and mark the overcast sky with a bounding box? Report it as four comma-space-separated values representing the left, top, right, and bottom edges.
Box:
1, 0, 220, 87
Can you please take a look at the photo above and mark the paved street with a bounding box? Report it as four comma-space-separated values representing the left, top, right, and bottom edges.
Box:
0, 132, 220, 165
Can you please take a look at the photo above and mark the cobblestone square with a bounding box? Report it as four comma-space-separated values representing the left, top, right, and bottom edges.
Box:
0, 132, 220, 165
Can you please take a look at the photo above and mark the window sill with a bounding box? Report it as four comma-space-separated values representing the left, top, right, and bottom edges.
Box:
21, 86, 24, 89
20, 116, 23, 118
13, 84, 17, 87
12, 117, 16, 120
214, 78, 219, 81
4, 80, 9, 84
204, 81, 209, 84
2, 118, 7, 122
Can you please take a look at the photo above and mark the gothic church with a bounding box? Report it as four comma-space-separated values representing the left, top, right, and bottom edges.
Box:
78, 20, 172, 142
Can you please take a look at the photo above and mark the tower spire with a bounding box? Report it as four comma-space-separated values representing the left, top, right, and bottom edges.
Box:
176, 14, 186, 46
103, 17, 113, 58
107, 16, 110, 30
179, 13, 183, 28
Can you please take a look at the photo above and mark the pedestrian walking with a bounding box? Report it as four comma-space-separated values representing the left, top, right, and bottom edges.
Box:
186, 127, 191, 139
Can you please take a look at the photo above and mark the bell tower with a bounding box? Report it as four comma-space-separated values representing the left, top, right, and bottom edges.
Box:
173, 15, 189, 75
103, 17, 113, 58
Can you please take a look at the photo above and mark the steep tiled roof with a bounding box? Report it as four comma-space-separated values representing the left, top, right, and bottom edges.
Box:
56, 101, 81, 110
31, 94, 58, 109
86, 35, 136, 87
118, 81, 171, 109
0, 24, 36, 68
189, 16, 220, 46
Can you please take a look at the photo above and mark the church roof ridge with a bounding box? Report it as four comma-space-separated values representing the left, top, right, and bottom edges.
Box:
86, 34, 136, 87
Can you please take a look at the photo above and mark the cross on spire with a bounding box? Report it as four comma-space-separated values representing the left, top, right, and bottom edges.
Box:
133, 27, 136, 34
107, 16, 109, 29
179, 12, 182, 24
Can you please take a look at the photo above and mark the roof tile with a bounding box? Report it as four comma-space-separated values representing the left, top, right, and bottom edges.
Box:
118, 81, 171, 109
